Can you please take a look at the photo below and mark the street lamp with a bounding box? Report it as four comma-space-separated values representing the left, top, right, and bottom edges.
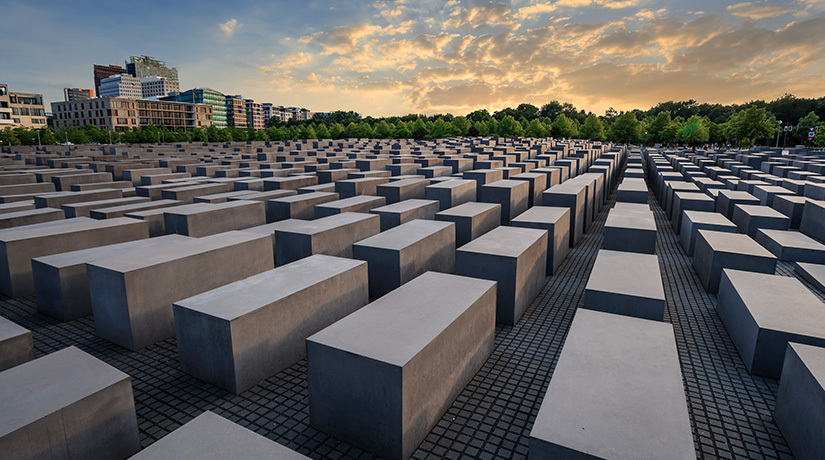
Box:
783, 125, 793, 148
775, 120, 783, 148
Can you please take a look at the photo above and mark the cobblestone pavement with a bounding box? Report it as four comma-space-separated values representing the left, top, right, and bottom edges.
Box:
1, 177, 811, 459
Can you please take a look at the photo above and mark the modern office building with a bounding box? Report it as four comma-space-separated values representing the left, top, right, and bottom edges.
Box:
98, 74, 142, 99
51, 97, 212, 131
261, 104, 295, 124
0, 83, 47, 129
245, 99, 264, 129
170, 88, 226, 128
140, 76, 180, 98
225, 95, 247, 128
93, 64, 127, 97
64, 88, 94, 101
126, 55, 179, 82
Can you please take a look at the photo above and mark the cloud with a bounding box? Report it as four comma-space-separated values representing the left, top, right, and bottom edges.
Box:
727, 2, 791, 20
443, 1, 518, 30
219, 18, 240, 37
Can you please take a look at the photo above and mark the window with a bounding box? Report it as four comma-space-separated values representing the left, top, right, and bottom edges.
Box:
12, 108, 18, 115
20, 108, 29, 116
111, 101, 119, 108
13, 118, 20, 123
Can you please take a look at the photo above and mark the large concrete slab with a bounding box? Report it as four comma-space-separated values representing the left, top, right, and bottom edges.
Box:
774, 343, 825, 460
266, 191, 339, 222
717, 269, 825, 378
603, 206, 657, 254
274, 212, 381, 265
313, 195, 386, 218
529, 309, 694, 460
370, 199, 439, 231
34, 188, 123, 209
680, 210, 738, 256
88, 231, 274, 350
377, 178, 428, 204
161, 183, 232, 204
585, 249, 665, 321
755, 229, 825, 263
732, 204, 790, 238
174, 255, 368, 394
511, 206, 570, 275
435, 202, 500, 247
164, 200, 266, 237
307, 272, 496, 460
90, 199, 182, 219
480, 179, 529, 225
456, 226, 547, 325
616, 178, 648, 203
716, 190, 761, 219
800, 199, 825, 243
795, 262, 825, 294
542, 182, 586, 247
0, 315, 34, 372
0, 346, 140, 460
424, 179, 475, 211
0, 207, 64, 229
671, 191, 715, 232
62, 196, 150, 218
693, 230, 777, 293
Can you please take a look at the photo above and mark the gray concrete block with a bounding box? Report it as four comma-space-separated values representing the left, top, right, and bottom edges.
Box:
480, 179, 529, 225
680, 210, 738, 256
510, 172, 547, 208
0, 346, 140, 460
774, 343, 825, 460
716, 190, 761, 219
263, 175, 318, 191
370, 199, 439, 231
334, 177, 390, 198
616, 178, 648, 203
463, 169, 505, 200
755, 229, 825, 263
161, 183, 232, 204
274, 212, 380, 265
671, 191, 715, 232
307, 272, 496, 460
693, 230, 776, 293
753, 184, 795, 206
353, 219, 455, 298
772, 195, 809, 229
585, 249, 665, 321
314, 195, 386, 218
0, 315, 34, 372
542, 183, 586, 247
603, 207, 657, 254
0, 201, 35, 215
90, 199, 182, 219
164, 200, 266, 237
424, 179, 475, 211
800, 199, 825, 243
377, 178, 428, 204
511, 206, 570, 275
717, 269, 825, 378
732, 204, 790, 238
174, 255, 368, 394
795, 262, 825, 294
456, 226, 547, 325
62, 196, 150, 218
266, 192, 339, 222
34, 188, 123, 209
435, 202, 501, 247
0, 207, 64, 229
128, 411, 310, 459
32, 235, 190, 322
529, 309, 694, 460
88, 231, 274, 350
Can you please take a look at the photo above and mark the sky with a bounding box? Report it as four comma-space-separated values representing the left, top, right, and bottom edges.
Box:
1, 0, 824, 117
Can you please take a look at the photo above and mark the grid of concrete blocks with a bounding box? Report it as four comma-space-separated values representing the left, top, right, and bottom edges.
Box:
0, 138, 823, 459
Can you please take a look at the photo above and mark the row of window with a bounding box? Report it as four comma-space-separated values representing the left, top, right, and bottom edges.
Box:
9, 96, 41, 105
10, 108, 46, 116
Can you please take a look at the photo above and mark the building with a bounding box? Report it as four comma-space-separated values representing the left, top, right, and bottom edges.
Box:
126, 55, 179, 82
261, 104, 294, 124
0, 83, 47, 129
51, 97, 212, 131
64, 88, 94, 101
140, 76, 180, 98
245, 99, 264, 129
225, 95, 247, 128
289, 107, 313, 121
98, 74, 142, 99
93, 64, 127, 97
170, 88, 226, 128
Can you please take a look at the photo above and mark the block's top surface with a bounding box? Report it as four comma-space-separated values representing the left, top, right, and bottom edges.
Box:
586, 249, 664, 300
271, 192, 338, 203
697, 229, 775, 258
307, 271, 495, 366
275, 212, 378, 235
379, 178, 427, 187
437, 201, 500, 218
36, 188, 120, 199
62, 196, 147, 210
483, 179, 529, 190
531, 309, 694, 460
788, 343, 825, 389
543, 181, 587, 196
425, 179, 474, 190
511, 205, 570, 225
167, 183, 225, 193
721, 269, 825, 338
130, 411, 309, 460
317, 195, 384, 208
683, 210, 735, 226
612, 202, 652, 213
175, 255, 365, 321
754, 185, 794, 194
757, 229, 825, 250
510, 172, 543, 180
0, 315, 30, 341
355, 218, 452, 250
604, 210, 657, 231
89, 231, 268, 272
166, 200, 261, 217
371, 199, 439, 214
718, 190, 759, 201
127, 203, 210, 218
0, 216, 143, 243
618, 178, 647, 192
95, 199, 181, 213
734, 204, 789, 218
458, 226, 547, 257
667, 182, 700, 192
0, 346, 130, 437
673, 191, 715, 202
32, 234, 190, 268
773, 195, 810, 205
0, 207, 62, 219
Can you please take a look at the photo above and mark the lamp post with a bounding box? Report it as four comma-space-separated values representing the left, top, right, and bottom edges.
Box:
783, 125, 792, 148
775, 121, 782, 148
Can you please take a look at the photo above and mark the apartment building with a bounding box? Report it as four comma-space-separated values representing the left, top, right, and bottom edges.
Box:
0, 83, 47, 128
51, 97, 212, 131
140, 76, 180, 98
245, 99, 264, 129
98, 74, 143, 99
93, 64, 127, 97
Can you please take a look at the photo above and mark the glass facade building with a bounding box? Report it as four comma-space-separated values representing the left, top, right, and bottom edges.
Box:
126, 55, 179, 82
173, 88, 227, 128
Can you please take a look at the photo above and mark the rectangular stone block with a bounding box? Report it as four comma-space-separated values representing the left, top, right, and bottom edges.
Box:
435, 202, 501, 247
266, 191, 339, 222
314, 195, 386, 218
732, 204, 790, 238
0, 217, 149, 298
174, 255, 368, 394
463, 169, 505, 200
0, 346, 140, 460
693, 230, 777, 294
456, 226, 547, 325
334, 177, 389, 199
135, 182, 200, 200
89, 199, 182, 219
795, 261, 825, 293
603, 206, 657, 254
754, 229, 825, 263
585, 249, 665, 321
774, 343, 825, 460
377, 178, 428, 204
753, 184, 795, 206
529, 309, 694, 460
671, 191, 715, 232
0, 201, 35, 215
800, 199, 825, 243
128, 411, 310, 460
34, 188, 123, 209
616, 178, 648, 203
542, 183, 586, 247
88, 231, 274, 350
164, 200, 266, 237
54, 172, 113, 191
192, 190, 258, 204
511, 206, 570, 275
307, 271, 496, 460
0, 316, 34, 372
424, 179, 475, 211
353, 219, 455, 298
263, 175, 319, 191
772, 195, 809, 229
716, 190, 760, 219
510, 172, 547, 208
717, 269, 825, 378
33, 235, 190, 321
680, 210, 738, 256
274, 212, 380, 265
62, 196, 150, 218
370, 199, 439, 231
161, 183, 232, 203
0, 207, 64, 229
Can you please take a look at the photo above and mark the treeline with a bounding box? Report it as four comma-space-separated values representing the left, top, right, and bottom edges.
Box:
2, 94, 824, 148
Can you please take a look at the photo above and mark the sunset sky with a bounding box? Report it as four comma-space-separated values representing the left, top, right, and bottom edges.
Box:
2, 0, 824, 117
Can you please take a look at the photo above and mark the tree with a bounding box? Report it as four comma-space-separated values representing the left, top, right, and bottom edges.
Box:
315, 124, 331, 139
727, 106, 777, 147
40, 128, 58, 145
677, 115, 709, 145
393, 121, 412, 139
497, 115, 523, 137
473, 121, 490, 137
606, 112, 641, 144
525, 118, 547, 138
579, 113, 605, 141
451, 116, 470, 136
796, 111, 820, 144
552, 114, 577, 138
815, 127, 825, 147
646, 111, 672, 144
373, 120, 393, 139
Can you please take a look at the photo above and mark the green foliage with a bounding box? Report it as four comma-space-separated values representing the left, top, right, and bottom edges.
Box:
552, 114, 576, 138
579, 113, 604, 141
606, 112, 642, 144
524, 118, 547, 138
497, 115, 523, 137
451, 116, 470, 136
815, 127, 825, 147
727, 106, 777, 147
373, 120, 393, 139
677, 116, 710, 145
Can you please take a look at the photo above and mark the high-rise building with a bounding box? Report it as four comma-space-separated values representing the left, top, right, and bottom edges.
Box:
140, 76, 180, 98
126, 56, 179, 82
93, 64, 126, 97
64, 88, 94, 101
0, 83, 47, 129
52, 97, 213, 131
98, 74, 142, 99
225, 95, 247, 128
245, 99, 264, 129
170, 88, 226, 128
261, 104, 294, 123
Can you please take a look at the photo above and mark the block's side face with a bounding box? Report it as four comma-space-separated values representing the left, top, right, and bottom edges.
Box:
774, 346, 825, 460
473, 207, 501, 240
32, 260, 67, 321
0, 329, 34, 372
456, 250, 517, 324
318, 217, 381, 259
88, 265, 135, 349
398, 225, 456, 285
693, 234, 714, 291
174, 305, 236, 393
308, 342, 402, 459
584, 289, 665, 321
513, 235, 548, 324
401, 283, 496, 459
354, 245, 400, 298
716, 272, 761, 373
230, 263, 369, 394
275, 232, 313, 266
